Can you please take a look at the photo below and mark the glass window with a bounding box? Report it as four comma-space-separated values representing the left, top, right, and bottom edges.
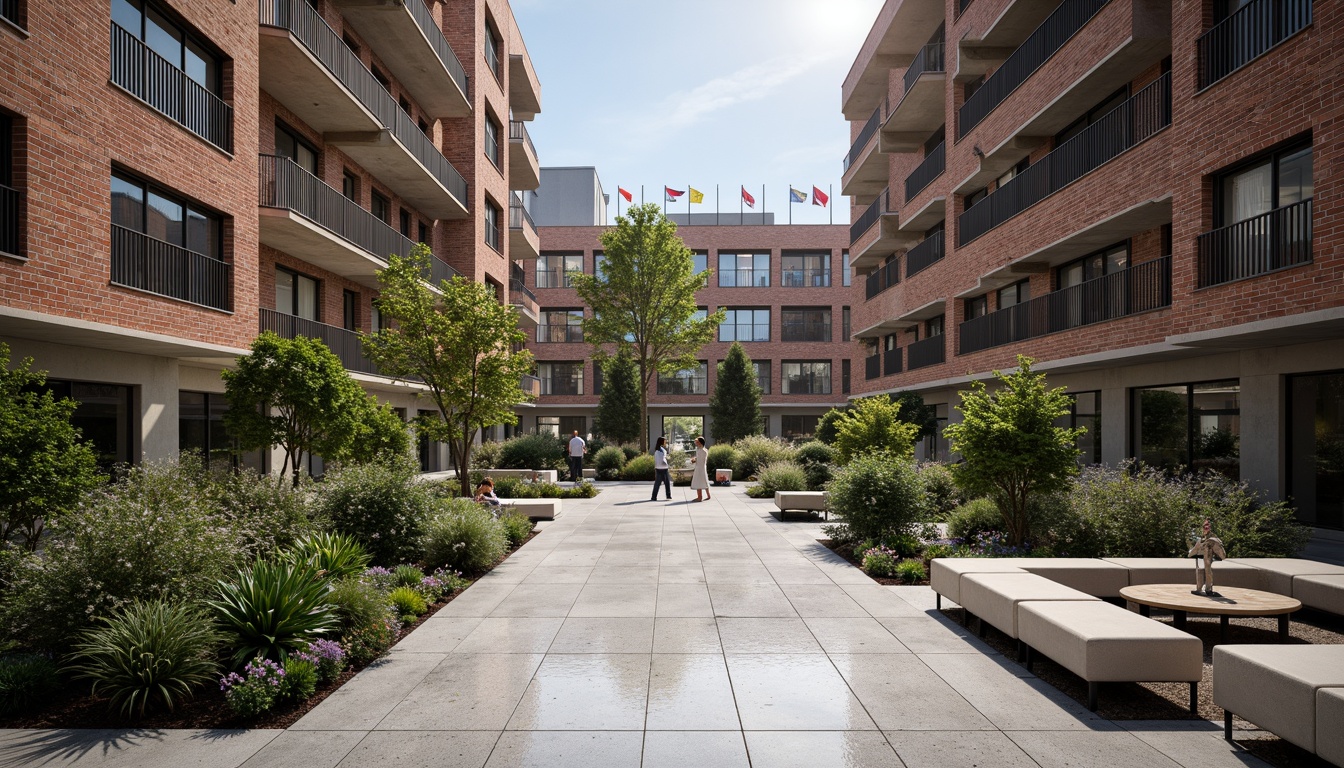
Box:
842, 307, 851, 341
718, 252, 770, 287
485, 113, 501, 168
537, 416, 560, 437
539, 362, 584, 396
965, 187, 988, 209
842, 359, 851, 395
781, 308, 831, 342
965, 295, 988, 320
399, 209, 411, 238
537, 252, 583, 288
1219, 144, 1313, 226
753, 361, 771, 394
691, 250, 708, 274
342, 171, 359, 203
371, 191, 390, 223
538, 309, 584, 343
1055, 87, 1128, 146
484, 198, 502, 251
921, 403, 950, 462
275, 267, 318, 320
719, 308, 771, 342
113, 0, 220, 94
926, 316, 944, 337
44, 379, 133, 469
658, 363, 708, 395
782, 362, 831, 395
996, 280, 1031, 309
275, 122, 318, 175
111, 171, 220, 259
662, 416, 703, 450
593, 251, 606, 277
1288, 372, 1344, 530
559, 416, 586, 437
1058, 242, 1129, 289
842, 250, 852, 286
1133, 381, 1240, 478
781, 252, 830, 287
1054, 391, 1101, 464
781, 415, 819, 442
110, 174, 145, 232
484, 18, 502, 79
342, 290, 358, 331
179, 390, 260, 471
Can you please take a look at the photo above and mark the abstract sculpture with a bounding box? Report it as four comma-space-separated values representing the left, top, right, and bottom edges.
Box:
1187, 518, 1227, 597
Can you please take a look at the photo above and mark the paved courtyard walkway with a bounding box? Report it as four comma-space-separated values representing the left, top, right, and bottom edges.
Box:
1, 483, 1268, 767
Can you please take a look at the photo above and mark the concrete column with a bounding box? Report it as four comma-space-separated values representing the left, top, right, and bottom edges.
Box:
1100, 386, 1129, 466
1238, 372, 1282, 498
139, 357, 181, 461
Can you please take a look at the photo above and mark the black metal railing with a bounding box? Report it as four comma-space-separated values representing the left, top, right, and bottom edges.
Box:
509, 121, 536, 158
535, 268, 582, 289
905, 230, 946, 278
902, 39, 945, 95
509, 194, 536, 233
110, 23, 233, 152
404, 0, 469, 99
509, 277, 537, 306
260, 154, 410, 259
959, 255, 1171, 354
1, 0, 20, 28
905, 141, 945, 203
781, 268, 831, 287
536, 324, 583, 343
428, 254, 457, 285
111, 225, 232, 311
781, 322, 832, 343
907, 335, 945, 370
865, 354, 882, 380
520, 374, 541, 397
959, 72, 1170, 246
719, 268, 770, 288
1198, 0, 1311, 88
957, 0, 1111, 138
865, 259, 901, 300
843, 105, 882, 173
260, 307, 380, 375
258, 0, 467, 206
1197, 200, 1312, 287
0, 183, 18, 256
883, 347, 903, 376
850, 188, 890, 243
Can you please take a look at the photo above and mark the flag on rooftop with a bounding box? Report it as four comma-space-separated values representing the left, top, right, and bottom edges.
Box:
741, 187, 755, 208
665, 186, 684, 201
618, 187, 633, 203
812, 186, 829, 207
688, 187, 704, 204
789, 187, 807, 204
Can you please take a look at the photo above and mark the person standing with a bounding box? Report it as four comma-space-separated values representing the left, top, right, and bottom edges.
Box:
690, 436, 711, 502
651, 436, 672, 501
567, 430, 586, 483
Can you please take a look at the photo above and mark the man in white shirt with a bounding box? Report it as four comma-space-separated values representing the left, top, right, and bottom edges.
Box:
567, 431, 586, 483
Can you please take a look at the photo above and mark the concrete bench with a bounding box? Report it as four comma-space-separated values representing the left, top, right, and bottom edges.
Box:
1020, 600, 1203, 713
508, 498, 561, 521
1294, 574, 1344, 616
773, 491, 827, 520
1226, 557, 1344, 596
484, 469, 559, 484
1213, 645, 1344, 756
959, 572, 1099, 647
1103, 557, 1263, 590
582, 468, 597, 479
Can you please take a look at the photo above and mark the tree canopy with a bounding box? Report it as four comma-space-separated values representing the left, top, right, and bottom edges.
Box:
943, 356, 1083, 546
363, 244, 535, 495
595, 350, 641, 445
709, 342, 762, 443
570, 203, 723, 449
832, 394, 919, 465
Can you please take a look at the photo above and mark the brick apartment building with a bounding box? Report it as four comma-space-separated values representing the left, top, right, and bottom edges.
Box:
0, 0, 541, 472
840, 0, 1343, 533
515, 168, 853, 447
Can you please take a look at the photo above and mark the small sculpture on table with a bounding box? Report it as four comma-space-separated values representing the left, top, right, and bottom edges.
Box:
1187, 518, 1227, 597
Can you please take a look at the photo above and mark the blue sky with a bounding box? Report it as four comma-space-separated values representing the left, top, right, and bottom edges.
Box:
511, 0, 884, 225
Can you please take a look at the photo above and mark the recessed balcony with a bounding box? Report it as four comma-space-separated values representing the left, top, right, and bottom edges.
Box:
509, 53, 542, 121
841, 0, 946, 119
1198, 0, 1312, 89
328, 0, 470, 118
110, 23, 233, 152
850, 189, 919, 271
509, 194, 540, 260
509, 277, 539, 327
907, 334, 946, 370
880, 39, 945, 153
841, 104, 886, 202
110, 225, 232, 312
509, 121, 540, 191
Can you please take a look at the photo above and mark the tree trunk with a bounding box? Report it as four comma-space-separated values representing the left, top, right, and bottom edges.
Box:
457, 424, 476, 498
638, 359, 649, 452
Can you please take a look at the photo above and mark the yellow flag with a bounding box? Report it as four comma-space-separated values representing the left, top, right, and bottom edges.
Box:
688, 187, 704, 204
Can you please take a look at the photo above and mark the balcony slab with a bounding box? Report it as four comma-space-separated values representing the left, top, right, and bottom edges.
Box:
259, 207, 390, 289
880, 73, 946, 152
509, 53, 542, 120
259, 27, 382, 134
327, 130, 468, 220
842, 0, 945, 118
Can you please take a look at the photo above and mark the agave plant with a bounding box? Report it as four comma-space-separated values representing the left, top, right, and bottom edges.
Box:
68, 599, 222, 717
207, 560, 339, 666
280, 532, 371, 581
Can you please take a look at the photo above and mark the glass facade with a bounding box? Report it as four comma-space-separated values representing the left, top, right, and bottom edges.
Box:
539, 362, 584, 396
1055, 391, 1102, 464
44, 380, 134, 468
781, 414, 819, 442
782, 362, 831, 395
1289, 372, 1344, 530
658, 363, 708, 395
718, 252, 770, 287
719, 308, 770, 342
1133, 381, 1240, 477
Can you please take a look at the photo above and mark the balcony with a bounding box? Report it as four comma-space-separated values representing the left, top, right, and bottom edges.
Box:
260, 307, 388, 377
957, 0, 1112, 139
520, 374, 541, 398
509, 53, 542, 121
329, 0, 470, 118
865, 354, 882, 381
884, 346, 903, 376
865, 259, 901, 300
906, 335, 945, 370
509, 277, 538, 327
841, 104, 886, 202
110, 225, 232, 311
1197, 200, 1312, 288
904, 141, 944, 203
258, 0, 468, 219
905, 230, 945, 278
959, 255, 1171, 354
1, 0, 20, 30
850, 189, 918, 271
842, 0, 946, 119
781, 268, 831, 288
509, 193, 540, 260
535, 268, 581, 289
257, 154, 459, 288
1199, 0, 1311, 89
0, 182, 18, 257
880, 39, 945, 153
536, 324, 584, 344
958, 72, 1170, 247
509, 121, 540, 191
110, 23, 233, 152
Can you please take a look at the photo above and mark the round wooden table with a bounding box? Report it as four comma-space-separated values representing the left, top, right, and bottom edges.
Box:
1120, 584, 1301, 642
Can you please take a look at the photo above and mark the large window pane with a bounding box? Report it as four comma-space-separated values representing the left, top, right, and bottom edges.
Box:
781, 415, 819, 442
1278, 147, 1313, 206
112, 0, 143, 37
782, 362, 830, 395
1192, 381, 1240, 477
1133, 381, 1240, 477
658, 363, 708, 395
718, 252, 769, 287
1222, 161, 1272, 225
110, 174, 145, 231
1135, 386, 1189, 470
146, 190, 183, 245
145, 6, 183, 67
1289, 372, 1344, 530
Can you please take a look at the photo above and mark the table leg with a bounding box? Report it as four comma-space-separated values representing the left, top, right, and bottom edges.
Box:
1220, 615, 1229, 643
1173, 610, 1187, 630
1138, 603, 1150, 618
1279, 614, 1290, 643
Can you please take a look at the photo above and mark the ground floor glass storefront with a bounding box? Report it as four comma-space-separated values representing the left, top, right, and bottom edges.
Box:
1289, 371, 1344, 530
45, 380, 133, 468
1133, 381, 1241, 477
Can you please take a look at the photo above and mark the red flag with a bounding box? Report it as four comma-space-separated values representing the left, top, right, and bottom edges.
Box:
618, 187, 633, 203
812, 186, 829, 207
741, 186, 755, 209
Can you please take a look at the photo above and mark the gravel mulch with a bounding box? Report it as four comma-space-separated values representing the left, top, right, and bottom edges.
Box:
941, 603, 1344, 768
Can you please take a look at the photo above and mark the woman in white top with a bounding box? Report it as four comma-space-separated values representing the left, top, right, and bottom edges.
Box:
650, 437, 672, 501
690, 436, 711, 502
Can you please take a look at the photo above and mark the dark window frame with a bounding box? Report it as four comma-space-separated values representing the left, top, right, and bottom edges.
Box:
1212, 138, 1313, 228
111, 168, 224, 261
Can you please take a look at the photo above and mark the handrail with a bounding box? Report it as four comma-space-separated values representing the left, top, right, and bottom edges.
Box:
260, 307, 382, 376
111, 224, 232, 311
509, 121, 536, 158
849, 187, 890, 243
110, 22, 233, 152
843, 104, 882, 173
1198, 0, 1311, 88
509, 277, 537, 305
865, 259, 901, 300
404, 0, 469, 99
902, 38, 945, 95
1197, 200, 1311, 287
905, 141, 945, 203
905, 230, 945, 278
907, 335, 946, 370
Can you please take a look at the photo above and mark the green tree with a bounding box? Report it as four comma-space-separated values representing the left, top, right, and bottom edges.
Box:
0, 344, 102, 549
944, 356, 1083, 546
709, 342, 762, 443
363, 245, 535, 496
815, 405, 849, 444
833, 395, 919, 464
343, 396, 412, 465
570, 203, 724, 449
595, 350, 641, 445
223, 332, 369, 486
894, 391, 938, 441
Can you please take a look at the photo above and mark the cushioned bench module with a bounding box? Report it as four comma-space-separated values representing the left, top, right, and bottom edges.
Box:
959, 572, 1098, 644
1020, 600, 1204, 713
1213, 645, 1344, 757
508, 498, 561, 521
773, 491, 827, 520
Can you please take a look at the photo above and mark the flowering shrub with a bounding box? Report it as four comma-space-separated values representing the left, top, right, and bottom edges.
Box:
361, 566, 397, 593
278, 657, 317, 702
417, 568, 467, 603
326, 577, 394, 632
861, 546, 900, 578
422, 498, 507, 573
825, 453, 928, 543
220, 658, 285, 718
341, 619, 397, 667
296, 639, 347, 684
316, 459, 436, 566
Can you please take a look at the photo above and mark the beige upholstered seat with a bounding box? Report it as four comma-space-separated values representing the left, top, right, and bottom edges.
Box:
1020, 600, 1203, 683
959, 572, 1098, 639
1103, 557, 1262, 589
1290, 574, 1344, 616
1013, 559, 1130, 598
1317, 687, 1344, 767
1213, 645, 1344, 754
1225, 558, 1344, 596
929, 558, 1030, 606
773, 491, 826, 512
509, 498, 561, 520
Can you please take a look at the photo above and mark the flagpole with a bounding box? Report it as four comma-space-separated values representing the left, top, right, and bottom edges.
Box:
762, 185, 766, 223
739, 185, 743, 224
830, 184, 834, 225
716, 185, 720, 226
641, 186, 644, 207
789, 184, 793, 226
